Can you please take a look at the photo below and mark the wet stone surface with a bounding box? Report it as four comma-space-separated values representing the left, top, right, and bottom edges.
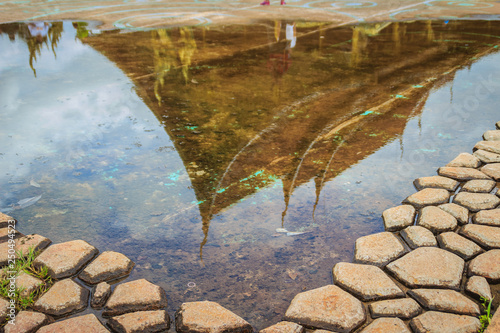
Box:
475, 140, 500, 154
176, 301, 252, 333
410, 311, 481, 333
284, 285, 366, 332
438, 203, 469, 225
368, 298, 422, 319
474, 149, 500, 163
360, 317, 411, 333
332, 262, 404, 301
453, 192, 500, 212
465, 275, 492, 301
436, 232, 484, 260
354, 232, 406, 267
408, 289, 480, 316
417, 206, 457, 234
33, 240, 98, 279
446, 153, 481, 168
382, 205, 416, 232
91, 282, 112, 309
468, 249, 500, 282
403, 188, 450, 208
79, 251, 135, 284
386, 247, 464, 289
400, 226, 437, 249
32, 279, 89, 316
460, 224, 500, 249
438, 166, 491, 181
413, 176, 459, 191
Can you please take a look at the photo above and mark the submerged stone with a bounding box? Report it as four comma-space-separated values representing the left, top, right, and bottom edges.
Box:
473, 149, 500, 163
32, 279, 89, 316
453, 192, 500, 212
403, 188, 450, 208
37, 314, 109, 333
400, 226, 437, 249
481, 163, 500, 180
386, 247, 464, 289
465, 276, 492, 301
460, 224, 500, 249
446, 153, 481, 168
438, 166, 490, 181
176, 301, 252, 333
483, 130, 500, 141
408, 289, 480, 316
417, 206, 457, 234
437, 232, 483, 260
33, 239, 98, 279
108, 310, 170, 333
413, 176, 459, 191
382, 205, 416, 232
410, 311, 480, 333
360, 318, 411, 333
4, 311, 54, 333
468, 249, 500, 282
438, 203, 469, 225
369, 298, 422, 319
332, 262, 404, 301
461, 179, 496, 193
354, 232, 406, 267
103, 279, 167, 316
283, 285, 366, 332
91, 282, 112, 309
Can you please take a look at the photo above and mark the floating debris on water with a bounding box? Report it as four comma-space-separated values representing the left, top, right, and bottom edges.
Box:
17, 195, 42, 209
187, 282, 196, 288
30, 179, 41, 188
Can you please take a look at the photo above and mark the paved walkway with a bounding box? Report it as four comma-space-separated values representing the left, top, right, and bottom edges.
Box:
1, 0, 500, 30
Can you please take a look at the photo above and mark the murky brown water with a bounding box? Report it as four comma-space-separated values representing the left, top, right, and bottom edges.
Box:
1, 19, 500, 329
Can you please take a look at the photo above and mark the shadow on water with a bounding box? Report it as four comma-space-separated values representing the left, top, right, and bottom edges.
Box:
1, 19, 500, 329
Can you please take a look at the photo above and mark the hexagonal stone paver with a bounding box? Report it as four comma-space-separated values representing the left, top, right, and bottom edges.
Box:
360, 318, 411, 333
37, 314, 109, 333
484, 130, 500, 141
0, 298, 9, 320
410, 311, 480, 333
413, 176, 459, 191
382, 205, 416, 232
103, 279, 167, 316
332, 262, 404, 301
446, 153, 481, 168
386, 247, 464, 290
260, 321, 305, 333
438, 203, 469, 225
474, 209, 500, 226
369, 298, 422, 319
481, 163, 500, 181
176, 301, 252, 333
408, 289, 480, 316
465, 276, 492, 301
33, 240, 98, 279
400, 226, 437, 249
453, 192, 500, 212
417, 206, 457, 234
437, 232, 484, 260
32, 279, 89, 316
108, 310, 170, 333
0, 234, 51, 266
403, 188, 450, 208
91, 282, 112, 309
4, 311, 53, 333
460, 224, 500, 249
474, 140, 500, 154
79, 251, 135, 284
468, 249, 500, 282
15, 271, 43, 298
283, 285, 366, 332
474, 149, 500, 163
438, 166, 491, 181
461, 179, 496, 193
354, 232, 406, 267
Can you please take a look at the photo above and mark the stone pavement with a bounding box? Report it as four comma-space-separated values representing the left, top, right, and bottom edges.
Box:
1, 0, 500, 31
0, 123, 499, 332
